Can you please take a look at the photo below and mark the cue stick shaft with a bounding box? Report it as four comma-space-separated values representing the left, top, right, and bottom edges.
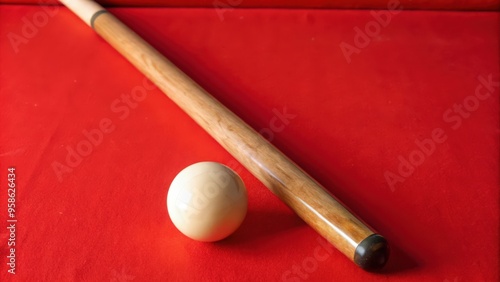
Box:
60, 0, 389, 270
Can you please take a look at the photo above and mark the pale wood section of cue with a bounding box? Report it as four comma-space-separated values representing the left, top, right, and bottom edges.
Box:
93, 13, 374, 260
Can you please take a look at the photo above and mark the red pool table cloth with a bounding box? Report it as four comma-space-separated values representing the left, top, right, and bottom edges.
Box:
0, 5, 498, 282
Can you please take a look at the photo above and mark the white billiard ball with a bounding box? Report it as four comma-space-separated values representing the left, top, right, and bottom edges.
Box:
167, 162, 248, 242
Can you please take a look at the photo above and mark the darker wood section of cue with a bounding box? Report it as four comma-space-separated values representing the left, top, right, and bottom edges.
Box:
92, 13, 376, 261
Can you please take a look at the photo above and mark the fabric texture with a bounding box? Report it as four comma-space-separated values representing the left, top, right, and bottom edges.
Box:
0, 1, 499, 10
0, 6, 498, 282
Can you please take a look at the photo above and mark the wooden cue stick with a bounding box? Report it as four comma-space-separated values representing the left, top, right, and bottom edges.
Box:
60, 0, 389, 271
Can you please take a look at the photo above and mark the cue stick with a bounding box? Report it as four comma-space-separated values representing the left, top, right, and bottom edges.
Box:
60, 0, 389, 271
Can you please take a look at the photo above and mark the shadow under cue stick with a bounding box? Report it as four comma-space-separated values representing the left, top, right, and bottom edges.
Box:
60, 0, 390, 271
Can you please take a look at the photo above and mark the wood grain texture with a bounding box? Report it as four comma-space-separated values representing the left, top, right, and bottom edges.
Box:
92, 12, 375, 261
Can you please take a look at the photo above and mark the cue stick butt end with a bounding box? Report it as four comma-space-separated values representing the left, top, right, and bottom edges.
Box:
354, 234, 390, 271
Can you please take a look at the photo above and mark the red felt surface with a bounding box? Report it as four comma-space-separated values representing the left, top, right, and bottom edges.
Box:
1, 0, 500, 10
0, 5, 499, 282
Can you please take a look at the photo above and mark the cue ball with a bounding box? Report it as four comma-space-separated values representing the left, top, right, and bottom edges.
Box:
167, 162, 248, 242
